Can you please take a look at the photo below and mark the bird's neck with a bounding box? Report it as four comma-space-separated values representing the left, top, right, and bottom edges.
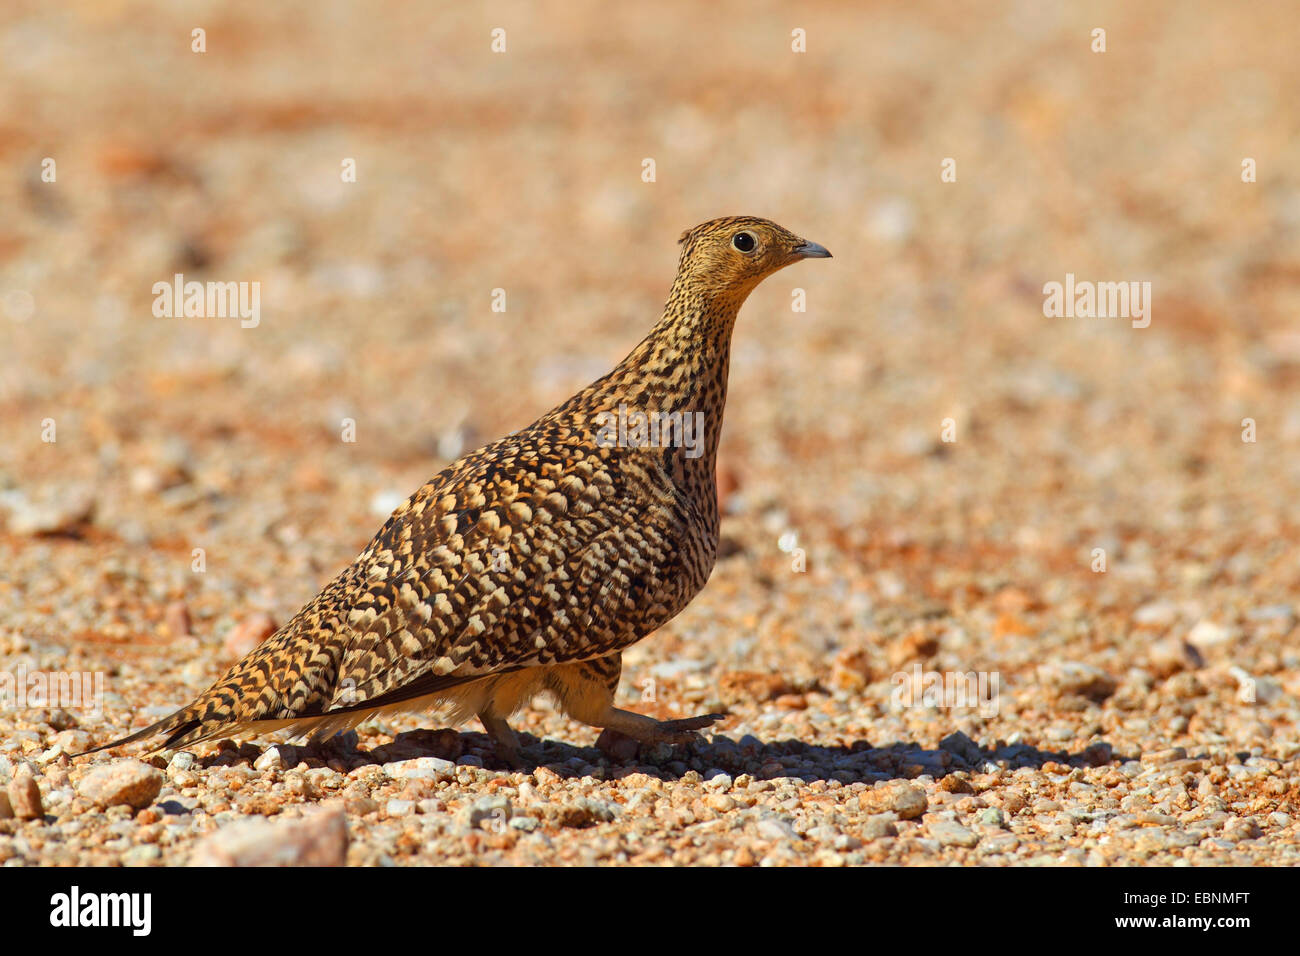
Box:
599, 275, 749, 465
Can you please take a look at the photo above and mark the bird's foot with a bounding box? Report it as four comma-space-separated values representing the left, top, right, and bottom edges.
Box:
595, 710, 726, 760
654, 713, 727, 746
478, 710, 527, 770
492, 739, 527, 771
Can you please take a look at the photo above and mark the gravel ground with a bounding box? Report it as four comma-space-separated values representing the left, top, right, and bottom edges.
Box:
2, 2, 1299, 866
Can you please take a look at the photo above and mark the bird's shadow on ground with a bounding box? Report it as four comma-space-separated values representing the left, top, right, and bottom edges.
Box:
200, 727, 1132, 785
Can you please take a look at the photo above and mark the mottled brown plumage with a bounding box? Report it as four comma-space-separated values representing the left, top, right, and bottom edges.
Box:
85, 216, 830, 763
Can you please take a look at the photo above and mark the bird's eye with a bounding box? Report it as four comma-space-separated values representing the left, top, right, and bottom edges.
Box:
731, 231, 757, 253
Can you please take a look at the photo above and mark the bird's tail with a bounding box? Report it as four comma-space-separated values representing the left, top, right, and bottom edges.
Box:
73, 565, 481, 758
73, 612, 338, 757
73, 702, 210, 757
73, 680, 320, 757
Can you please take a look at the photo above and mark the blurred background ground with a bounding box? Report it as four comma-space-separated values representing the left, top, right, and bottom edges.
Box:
0, 1, 1298, 866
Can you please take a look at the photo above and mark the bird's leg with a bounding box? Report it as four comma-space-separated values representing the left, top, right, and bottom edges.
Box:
550, 653, 724, 749
477, 708, 524, 770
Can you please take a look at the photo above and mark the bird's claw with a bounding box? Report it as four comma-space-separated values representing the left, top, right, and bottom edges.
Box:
659, 713, 726, 734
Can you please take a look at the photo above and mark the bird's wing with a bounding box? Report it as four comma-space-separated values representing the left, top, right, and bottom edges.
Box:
81, 427, 688, 753
323, 438, 689, 714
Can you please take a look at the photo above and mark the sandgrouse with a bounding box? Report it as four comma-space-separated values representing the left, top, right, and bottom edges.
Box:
86, 216, 831, 765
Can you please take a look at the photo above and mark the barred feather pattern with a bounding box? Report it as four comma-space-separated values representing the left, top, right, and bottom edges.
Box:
86, 216, 829, 754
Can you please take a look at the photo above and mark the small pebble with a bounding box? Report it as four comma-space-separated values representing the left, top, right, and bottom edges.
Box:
930, 820, 980, 848
78, 760, 164, 810
871, 782, 928, 820
460, 795, 513, 830
757, 817, 799, 841
253, 747, 284, 772
164, 600, 192, 637
861, 815, 898, 840
168, 752, 196, 773
7, 773, 43, 819
190, 806, 349, 866
976, 807, 1007, 828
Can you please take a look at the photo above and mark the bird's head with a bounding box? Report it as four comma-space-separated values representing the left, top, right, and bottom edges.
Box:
674, 216, 831, 306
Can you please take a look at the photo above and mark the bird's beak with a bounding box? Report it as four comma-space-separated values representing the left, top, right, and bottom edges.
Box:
793, 239, 832, 259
